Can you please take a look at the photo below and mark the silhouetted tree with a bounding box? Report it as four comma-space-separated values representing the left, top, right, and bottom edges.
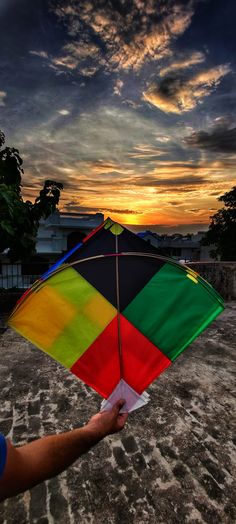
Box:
203, 186, 236, 260
0, 131, 63, 261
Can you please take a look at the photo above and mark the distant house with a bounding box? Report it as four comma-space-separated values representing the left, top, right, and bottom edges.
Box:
0, 211, 104, 289
138, 230, 214, 262
36, 210, 104, 257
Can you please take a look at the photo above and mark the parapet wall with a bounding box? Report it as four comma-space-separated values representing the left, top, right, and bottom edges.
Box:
188, 262, 236, 300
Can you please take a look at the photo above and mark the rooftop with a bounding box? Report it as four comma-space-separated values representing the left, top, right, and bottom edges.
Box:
0, 304, 235, 523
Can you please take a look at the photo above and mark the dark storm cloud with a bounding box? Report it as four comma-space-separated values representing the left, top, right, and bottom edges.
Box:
131, 175, 208, 187
65, 202, 140, 214
102, 208, 140, 215
185, 122, 236, 153
49, 0, 195, 74
129, 223, 209, 234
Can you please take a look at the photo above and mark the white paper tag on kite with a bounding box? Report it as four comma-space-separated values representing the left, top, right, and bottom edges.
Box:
100, 379, 150, 413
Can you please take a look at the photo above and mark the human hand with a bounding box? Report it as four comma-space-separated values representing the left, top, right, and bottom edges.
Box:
86, 399, 128, 440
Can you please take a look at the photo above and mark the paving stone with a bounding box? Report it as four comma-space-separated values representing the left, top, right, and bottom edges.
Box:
224, 502, 236, 521
201, 457, 226, 484
3, 498, 28, 524
48, 478, 70, 523
0, 419, 13, 436
199, 473, 224, 502
132, 452, 147, 473
112, 446, 130, 469
194, 498, 223, 524
159, 442, 178, 460
121, 435, 138, 454
29, 483, 47, 522
173, 462, 188, 479
28, 401, 41, 416
27, 415, 41, 435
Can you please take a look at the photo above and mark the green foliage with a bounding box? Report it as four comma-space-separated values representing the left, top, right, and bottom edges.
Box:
0, 131, 63, 261
203, 186, 236, 260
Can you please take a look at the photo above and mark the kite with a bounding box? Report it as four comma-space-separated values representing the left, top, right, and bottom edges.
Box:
8, 218, 224, 412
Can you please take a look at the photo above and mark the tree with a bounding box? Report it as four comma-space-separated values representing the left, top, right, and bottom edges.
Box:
203, 186, 236, 260
0, 131, 63, 261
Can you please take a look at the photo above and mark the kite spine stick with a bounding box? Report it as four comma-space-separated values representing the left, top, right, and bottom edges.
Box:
115, 235, 123, 380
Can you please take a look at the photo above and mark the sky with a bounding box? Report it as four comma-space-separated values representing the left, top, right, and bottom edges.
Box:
0, 0, 236, 233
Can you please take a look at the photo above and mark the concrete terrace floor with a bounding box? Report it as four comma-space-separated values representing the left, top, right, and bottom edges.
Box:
0, 303, 235, 524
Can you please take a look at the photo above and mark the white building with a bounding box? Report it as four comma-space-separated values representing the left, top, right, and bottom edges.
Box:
0, 211, 104, 289
36, 211, 104, 256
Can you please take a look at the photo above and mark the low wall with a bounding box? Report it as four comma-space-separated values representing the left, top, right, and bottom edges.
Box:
188, 262, 236, 300
0, 291, 22, 328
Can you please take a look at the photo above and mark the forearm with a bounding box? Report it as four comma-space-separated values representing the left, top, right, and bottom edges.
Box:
20, 425, 102, 478
0, 399, 128, 501
0, 426, 101, 500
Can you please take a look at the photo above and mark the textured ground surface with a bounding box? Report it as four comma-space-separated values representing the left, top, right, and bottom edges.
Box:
0, 303, 235, 524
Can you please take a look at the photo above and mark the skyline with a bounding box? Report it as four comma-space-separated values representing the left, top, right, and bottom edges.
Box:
0, 0, 236, 233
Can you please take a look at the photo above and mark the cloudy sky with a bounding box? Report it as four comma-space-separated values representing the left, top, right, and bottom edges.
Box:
0, 0, 236, 233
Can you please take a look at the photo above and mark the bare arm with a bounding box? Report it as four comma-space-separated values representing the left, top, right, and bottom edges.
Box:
0, 400, 128, 501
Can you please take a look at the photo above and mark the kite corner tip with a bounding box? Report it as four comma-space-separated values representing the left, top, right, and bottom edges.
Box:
100, 379, 150, 413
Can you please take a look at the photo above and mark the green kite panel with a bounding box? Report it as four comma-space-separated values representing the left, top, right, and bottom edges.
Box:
123, 262, 223, 360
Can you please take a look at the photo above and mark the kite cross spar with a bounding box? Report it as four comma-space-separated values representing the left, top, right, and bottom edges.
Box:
8, 218, 224, 412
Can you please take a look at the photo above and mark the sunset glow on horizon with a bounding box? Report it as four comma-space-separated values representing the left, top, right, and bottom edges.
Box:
1, 0, 236, 233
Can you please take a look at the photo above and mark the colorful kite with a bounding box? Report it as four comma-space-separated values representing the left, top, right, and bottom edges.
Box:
8, 218, 224, 412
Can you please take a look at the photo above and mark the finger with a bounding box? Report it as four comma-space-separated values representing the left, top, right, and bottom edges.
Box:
120, 413, 128, 423
113, 399, 126, 413
118, 412, 128, 427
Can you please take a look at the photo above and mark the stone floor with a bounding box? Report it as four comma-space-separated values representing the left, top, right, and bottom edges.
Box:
0, 303, 235, 524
